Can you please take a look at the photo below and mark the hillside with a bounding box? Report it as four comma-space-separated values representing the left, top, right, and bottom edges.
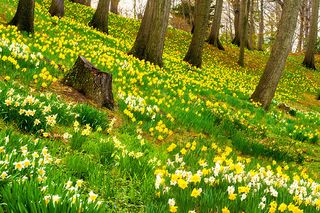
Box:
0, 0, 320, 212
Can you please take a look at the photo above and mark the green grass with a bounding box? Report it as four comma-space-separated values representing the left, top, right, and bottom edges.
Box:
0, 0, 320, 212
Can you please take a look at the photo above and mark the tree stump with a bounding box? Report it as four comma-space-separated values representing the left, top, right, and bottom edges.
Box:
63, 56, 114, 110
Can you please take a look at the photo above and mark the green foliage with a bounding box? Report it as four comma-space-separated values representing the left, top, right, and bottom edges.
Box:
74, 104, 109, 131
316, 38, 320, 53
0, 0, 319, 212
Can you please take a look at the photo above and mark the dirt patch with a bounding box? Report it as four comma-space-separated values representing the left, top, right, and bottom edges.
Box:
50, 81, 124, 128
50, 82, 90, 105
297, 93, 320, 108
0, 14, 7, 22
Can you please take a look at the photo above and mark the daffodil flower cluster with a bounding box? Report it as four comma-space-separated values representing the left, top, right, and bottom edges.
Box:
154, 142, 320, 212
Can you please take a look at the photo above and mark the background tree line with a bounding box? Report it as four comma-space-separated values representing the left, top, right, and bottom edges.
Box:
7, 0, 319, 110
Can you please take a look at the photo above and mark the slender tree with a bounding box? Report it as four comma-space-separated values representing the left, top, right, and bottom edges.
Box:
89, 0, 110, 34
184, 0, 211, 68
302, 0, 319, 69
297, 6, 305, 52
251, 0, 302, 109
133, 0, 137, 19
304, 0, 311, 48
129, 0, 171, 67
110, 0, 120, 14
238, 0, 249, 66
257, 0, 264, 50
248, 0, 255, 49
207, 0, 225, 50
49, 0, 64, 18
9, 0, 35, 33
232, 0, 241, 46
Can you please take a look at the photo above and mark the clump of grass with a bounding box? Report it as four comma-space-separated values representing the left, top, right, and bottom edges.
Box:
66, 154, 95, 180
74, 104, 109, 131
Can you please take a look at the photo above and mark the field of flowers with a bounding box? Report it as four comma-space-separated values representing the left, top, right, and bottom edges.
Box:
0, 0, 320, 212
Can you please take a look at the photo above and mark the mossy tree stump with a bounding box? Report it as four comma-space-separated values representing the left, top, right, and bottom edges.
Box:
63, 56, 114, 110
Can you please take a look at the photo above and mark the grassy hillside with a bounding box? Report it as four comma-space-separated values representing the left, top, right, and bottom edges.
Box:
0, 0, 320, 212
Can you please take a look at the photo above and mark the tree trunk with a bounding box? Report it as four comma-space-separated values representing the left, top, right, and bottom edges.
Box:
128, 0, 171, 67
304, 0, 311, 49
9, 0, 35, 34
297, 6, 305, 52
110, 0, 120, 14
238, 0, 249, 66
248, 0, 255, 49
251, 0, 302, 109
207, 0, 225, 50
49, 0, 64, 18
183, 0, 211, 68
228, 1, 233, 40
232, 0, 241, 46
257, 0, 264, 50
303, 0, 319, 69
70, 0, 91, 6
63, 56, 114, 109
133, 0, 137, 19
89, 0, 110, 34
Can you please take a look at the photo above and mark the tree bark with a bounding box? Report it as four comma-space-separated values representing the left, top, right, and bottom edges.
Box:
232, 0, 241, 46
128, 0, 171, 67
238, 0, 249, 66
63, 56, 114, 109
303, 0, 319, 69
133, 0, 137, 19
251, 0, 302, 109
49, 0, 64, 18
207, 0, 225, 50
110, 0, 120, 14
297, 6, 305, 52
248, 0, 255, 49
9, 0, 35, 34
187, 0, 195, 33
183, 0, 211, 68
304, 0, 311, 49
70, 0, 91, 6
228, 1, 233, 40
257, 0, 264, 50
89, 0, 110, 34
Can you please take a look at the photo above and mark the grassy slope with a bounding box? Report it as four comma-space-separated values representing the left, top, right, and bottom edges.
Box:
0, 0, 320, 212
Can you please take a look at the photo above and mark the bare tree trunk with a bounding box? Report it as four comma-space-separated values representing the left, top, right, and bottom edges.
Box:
187, 0, 195, 34
246, 0, 252, 49
70, 0, 91, 6
228, 1, 233, 39
133, 0, 137, 19
207, 0, 225, 50
232, 0, 241, 46
304, 0, 311, 49
257, 0, 264, 50
89, 0, 110, 34
303, 0, 319, 69
49, 0, 64, 18
297, 7, 305, 52
129, 0, 171, 67
9, 0, 35, 34
251, 0, 302, 109
110, 0, 120, 14
248, 0, 255, 49
183, 0, 211, 68
238, 0, 249, 66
